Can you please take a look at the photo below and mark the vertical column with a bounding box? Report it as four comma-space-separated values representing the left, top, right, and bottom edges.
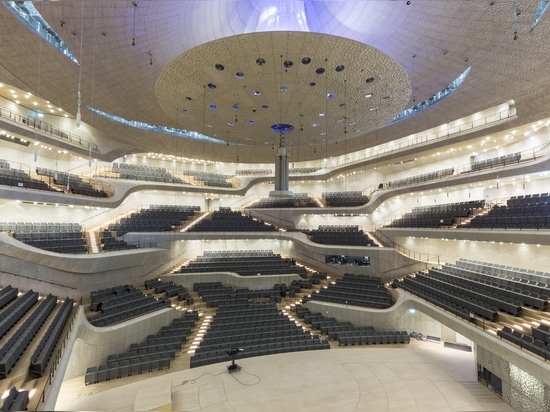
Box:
274, 146, 289, 191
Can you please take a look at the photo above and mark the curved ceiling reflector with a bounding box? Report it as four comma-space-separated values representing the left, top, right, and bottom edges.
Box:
85, 105, 239, 145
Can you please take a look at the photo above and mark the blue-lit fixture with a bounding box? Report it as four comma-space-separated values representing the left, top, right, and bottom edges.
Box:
270, 124, 295, 133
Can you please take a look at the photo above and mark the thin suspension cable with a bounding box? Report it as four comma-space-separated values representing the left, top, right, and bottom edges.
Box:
76, 1, 84, 127
513, 0, 518, 40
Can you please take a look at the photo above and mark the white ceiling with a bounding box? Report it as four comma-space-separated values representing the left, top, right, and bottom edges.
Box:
0, 0, 548, 164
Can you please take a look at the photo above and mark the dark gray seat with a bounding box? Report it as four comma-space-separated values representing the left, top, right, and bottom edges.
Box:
96, 364, 108, 382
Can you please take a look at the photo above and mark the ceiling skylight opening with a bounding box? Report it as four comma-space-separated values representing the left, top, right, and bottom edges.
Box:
85, 105, 238, 145
389, 66, 471, 124
5, 1, 79, 65
532, 1, 549, 30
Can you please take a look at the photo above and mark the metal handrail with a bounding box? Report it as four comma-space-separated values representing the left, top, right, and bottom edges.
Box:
0, 105, 97, 151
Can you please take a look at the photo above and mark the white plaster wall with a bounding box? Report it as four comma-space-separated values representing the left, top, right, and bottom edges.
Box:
390, 235, 550, 273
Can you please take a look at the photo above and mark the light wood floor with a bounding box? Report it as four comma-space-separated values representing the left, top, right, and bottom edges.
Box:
55, 340, 513, 412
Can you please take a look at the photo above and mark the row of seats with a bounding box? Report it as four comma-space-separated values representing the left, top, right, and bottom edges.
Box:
307, 226, 372, 246
30, 298, 74, 377
322, 191, 369, 207
85, 353, 172, 384
111, 162, 182, 184
144, 278, 192, 303
507, 193, 550, 207
90, 284, 137, 306
488, 204, 550, 217
0, 290, 39, 339
462, 215, 550, 230
386, 168, 454, 188
190, 301, 329, 368
182, 170, 232, 187
289, 167, 322, 174
394, 274, 498, 320
0, 387, 29, 412
200, 250, 274, 259
295, 306, 410, 344
0, 222, 83, 232
420, 270, 522, 316
471, 152, 521, 171
392, 279, 472, 322
178, 251, 307, 278
0, 286, 18, 310
498, 327, 550, 360
0, 294, 58, 378
0, 164, 50, 192
235, 169, 271, 175
100, 230, 138, 251
186, 209, 277, 232
85, 311, 199, 385
107, 206, 199, 236
450, 260, 550, 297
436, 264, 549, 310
196, 284, 282, 307
87, 293, 171, 327
532, 323, 550, 345
14, 235, 87, 254
456, 258, 550, 289
36, 168, 107, 198
303, 273, 392, 310
386, 200, 484, 228
247, 193, 316, 208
